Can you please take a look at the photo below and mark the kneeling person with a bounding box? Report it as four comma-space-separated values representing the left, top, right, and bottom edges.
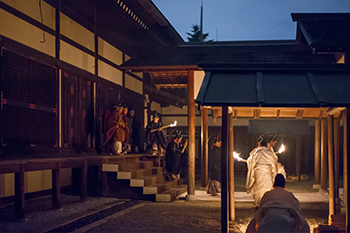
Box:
246, 174, 310, 233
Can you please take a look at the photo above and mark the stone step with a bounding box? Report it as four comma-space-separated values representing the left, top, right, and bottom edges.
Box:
117, 167, 163, 180
143, 179, 183, 195
156, 184, 188, 202
130, 174, 165, 187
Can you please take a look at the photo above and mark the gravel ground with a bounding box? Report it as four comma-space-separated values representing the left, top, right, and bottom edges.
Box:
83, 200, 329, 233
0, 195, 129, 233
0, 176, 336, 233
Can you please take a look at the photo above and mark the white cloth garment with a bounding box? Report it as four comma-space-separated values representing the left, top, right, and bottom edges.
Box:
246, 146, 278, 206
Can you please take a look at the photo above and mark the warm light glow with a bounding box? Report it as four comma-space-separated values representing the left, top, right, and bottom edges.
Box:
170, 121, 177, 127
233, 151, 242, 161
278, 144, 285, 154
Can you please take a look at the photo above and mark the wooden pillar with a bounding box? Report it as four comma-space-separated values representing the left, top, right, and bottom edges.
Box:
228, 113, 235, 221
221, 106, 229, 233
321, 119, 328, 190
52, 162, 61, 209
345, 108, 350, 232
15, 164, 25, 220
296, 136, 301, 181
55, 0, 61, 60
80, 160, 88, 202
344, 110, 348, 214
315, 119, 321, 185
334, 118, 340, 214
201, 108, 208, 188
186, 70, 196, 200
328, 115, 335, 221
101, 165, 108, 196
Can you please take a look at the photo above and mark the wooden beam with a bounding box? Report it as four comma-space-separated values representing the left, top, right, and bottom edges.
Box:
319, 110, 325, 119
229, 113, 235, 221
296, 109, 304, 119
186, 70, 196, 201
221, 106, 229, 233
327, 107, 346, 116
234, 109, 238, 118
253, 109, 260, 119
321, 119, 328, 190
315, 119, 321, 185
328, 115, 335, 221
201, 108, 208, 188
152, 77, 188, 85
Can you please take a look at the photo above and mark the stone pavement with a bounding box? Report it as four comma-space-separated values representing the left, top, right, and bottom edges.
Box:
179, 189, 332, 203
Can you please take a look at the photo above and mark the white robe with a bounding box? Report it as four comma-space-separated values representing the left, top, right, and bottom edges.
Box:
246, 147, 278, 206
246, 187, 310, 233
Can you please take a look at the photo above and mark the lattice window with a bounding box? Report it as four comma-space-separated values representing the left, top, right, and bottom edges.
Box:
0, 50, 58, 153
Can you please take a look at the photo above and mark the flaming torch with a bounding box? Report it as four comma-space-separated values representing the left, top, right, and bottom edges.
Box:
275, 144, 285, 154
233, 151, 247, 163
150, 121, 177, 132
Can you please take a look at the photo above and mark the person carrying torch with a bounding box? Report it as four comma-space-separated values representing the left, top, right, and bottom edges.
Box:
146, 112, 167, 156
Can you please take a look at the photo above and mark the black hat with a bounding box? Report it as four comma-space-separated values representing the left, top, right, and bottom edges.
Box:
153, 112, 159, 118
213, 135, 220, 143
267, 134, 277, 142
173, 130, 182, 139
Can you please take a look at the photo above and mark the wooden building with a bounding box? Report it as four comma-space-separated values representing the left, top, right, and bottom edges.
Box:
0, 0, 187, 213
1, 0, 350, 232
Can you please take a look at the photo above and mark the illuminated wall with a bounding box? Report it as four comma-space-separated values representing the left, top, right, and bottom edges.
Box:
0, 0, 143, 198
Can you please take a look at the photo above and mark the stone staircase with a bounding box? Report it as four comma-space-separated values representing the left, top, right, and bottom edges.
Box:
102, 156, 187, 202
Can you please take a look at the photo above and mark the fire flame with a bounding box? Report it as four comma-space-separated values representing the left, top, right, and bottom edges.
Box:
278, 144, 285, 154
170, 121, 177, 127
233, 151, 242, 161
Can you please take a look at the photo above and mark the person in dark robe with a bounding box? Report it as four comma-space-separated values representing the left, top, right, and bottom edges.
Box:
130, 108, 141, 153
145, 112, 166, 156
246, 174, 310, 233
122, 104, 130, 154
165, 130, 187, 181
207, 135, 221, 196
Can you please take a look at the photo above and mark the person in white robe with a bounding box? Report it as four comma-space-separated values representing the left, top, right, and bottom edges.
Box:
246, 135, 278, 207
246, 174, 310, 233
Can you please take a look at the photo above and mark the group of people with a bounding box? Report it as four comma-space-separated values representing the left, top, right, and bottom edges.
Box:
105, 110, 310, 232
103, 103, 140, 155
145, 112, 188, 181
205, 134, 309, 232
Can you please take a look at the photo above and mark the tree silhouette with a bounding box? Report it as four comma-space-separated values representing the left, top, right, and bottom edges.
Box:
186, 24, 212, 42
